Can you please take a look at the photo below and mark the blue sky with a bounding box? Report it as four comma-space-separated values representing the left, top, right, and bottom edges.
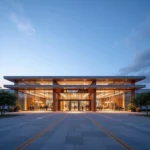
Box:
0, 0, 150, 88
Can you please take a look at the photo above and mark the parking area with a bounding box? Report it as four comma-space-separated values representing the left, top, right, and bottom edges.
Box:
0, 112, 150, 150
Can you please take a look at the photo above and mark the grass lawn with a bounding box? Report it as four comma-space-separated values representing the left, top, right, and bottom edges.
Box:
0, 114, 24, 119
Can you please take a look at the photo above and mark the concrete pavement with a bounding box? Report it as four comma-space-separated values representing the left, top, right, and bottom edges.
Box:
0, 112, 150, 150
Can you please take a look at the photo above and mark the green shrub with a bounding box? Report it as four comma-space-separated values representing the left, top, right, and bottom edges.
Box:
14, 102, 22, 111
128, 103, 136, 112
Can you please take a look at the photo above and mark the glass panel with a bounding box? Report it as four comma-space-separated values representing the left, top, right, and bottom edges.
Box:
96, 90, 128, 111
79, 101, 90, 111
71, 101, 78, 111
45, 90, 53, 110
18, 90, 53, 111
59, 101, 70, 111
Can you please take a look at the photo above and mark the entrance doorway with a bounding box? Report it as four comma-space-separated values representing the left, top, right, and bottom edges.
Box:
59, 100, 91, 111
71, 101, 78, 111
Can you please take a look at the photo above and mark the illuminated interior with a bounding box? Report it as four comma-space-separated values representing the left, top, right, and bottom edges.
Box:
18, 88, 129, 111
4, 76, 145, 111
57, 81, 92, 85
19, 90, 53, 110
96, 90, 129, 110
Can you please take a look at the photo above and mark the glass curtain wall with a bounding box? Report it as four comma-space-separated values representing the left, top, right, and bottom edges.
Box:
19, 90, 53, 111
96, 90, 128, 111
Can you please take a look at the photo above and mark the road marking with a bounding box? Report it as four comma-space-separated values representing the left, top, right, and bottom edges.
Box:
16, 115, 67, 150
84, 114, 132, 150
36, 114, 52, 120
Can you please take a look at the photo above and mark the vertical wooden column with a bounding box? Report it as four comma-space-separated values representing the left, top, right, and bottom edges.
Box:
53, 89, 56, 111
52, 80, 59, 111
24, 93, 27, 110
55, 92, 58, 111
91, 89, 96, 111
122, 93, 125, 109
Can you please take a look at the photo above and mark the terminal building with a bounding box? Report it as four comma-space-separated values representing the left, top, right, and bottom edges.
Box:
4, 76, 146, 111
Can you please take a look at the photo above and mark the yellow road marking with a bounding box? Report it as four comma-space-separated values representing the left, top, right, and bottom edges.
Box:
16, 115, 67, 150
84, 114, 132, 150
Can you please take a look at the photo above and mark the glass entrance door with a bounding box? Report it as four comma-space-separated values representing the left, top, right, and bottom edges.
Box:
71, 101, 78, 111
79, 101, 90, 111
59, 101, 70, 111
59, 100, 90, 111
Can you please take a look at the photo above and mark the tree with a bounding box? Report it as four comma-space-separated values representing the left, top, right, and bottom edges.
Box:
134, 92, 150, 115
0, 90, 16, 115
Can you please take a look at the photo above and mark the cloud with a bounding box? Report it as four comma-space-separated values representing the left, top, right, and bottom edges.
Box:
9, 1, 36, 35
118, 16, 150, 87
119, 50, 150, 85
119, 49, 150, 75
119, 49, 150, 87
9, 12, 36, 34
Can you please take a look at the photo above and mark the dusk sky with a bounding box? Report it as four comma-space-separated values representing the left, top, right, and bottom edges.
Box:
0, 0, 150, 88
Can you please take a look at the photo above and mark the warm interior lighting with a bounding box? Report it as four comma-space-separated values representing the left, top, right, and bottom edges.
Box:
35, 101, 43, 104
83, 93, 89, 98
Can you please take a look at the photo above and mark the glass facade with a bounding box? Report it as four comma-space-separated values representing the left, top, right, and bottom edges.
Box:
4, 76, 145, 112
96, 90, 128, 110
18, 89, 129, 111
19, 90, 53, 111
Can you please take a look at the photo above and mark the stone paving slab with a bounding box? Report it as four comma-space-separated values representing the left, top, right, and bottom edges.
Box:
1, 113, 150, 150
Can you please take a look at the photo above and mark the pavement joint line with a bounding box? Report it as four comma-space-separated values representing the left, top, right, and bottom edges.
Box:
83, 114, 132, 150
15, 115, 67, 150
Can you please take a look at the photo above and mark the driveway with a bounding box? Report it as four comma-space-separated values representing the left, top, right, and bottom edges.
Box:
0, 112, 150, 150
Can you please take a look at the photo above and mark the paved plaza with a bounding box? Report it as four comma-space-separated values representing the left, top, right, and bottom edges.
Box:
0, 112, 150, 150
